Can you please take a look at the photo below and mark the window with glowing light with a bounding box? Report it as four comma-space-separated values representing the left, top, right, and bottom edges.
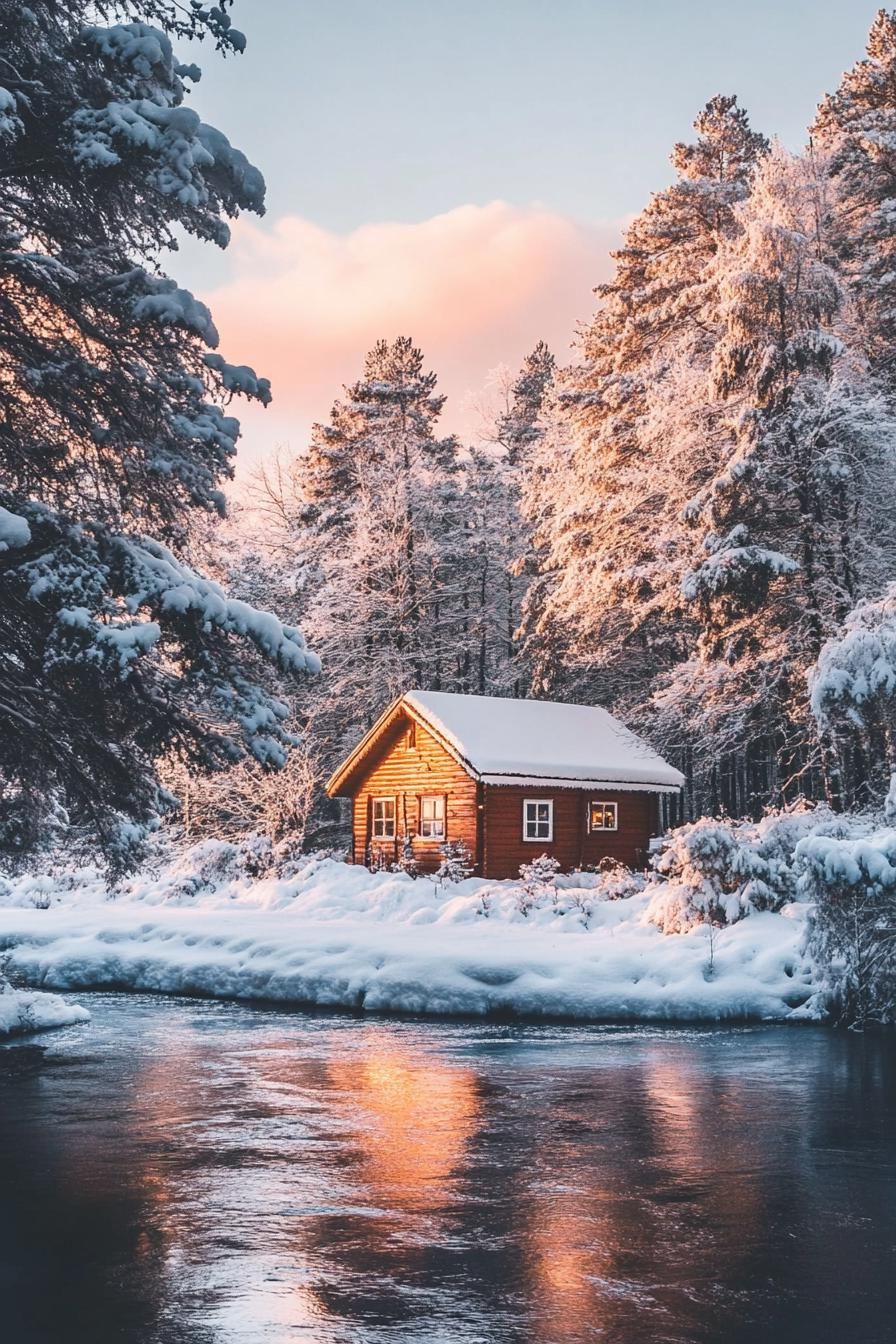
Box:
372, 797, 396, 839
589, 801, 618, 831
523, 799, 553, 842
418, 795, 445, 840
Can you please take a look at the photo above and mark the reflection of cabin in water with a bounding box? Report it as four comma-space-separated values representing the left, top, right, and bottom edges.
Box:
326, 691, 684, 879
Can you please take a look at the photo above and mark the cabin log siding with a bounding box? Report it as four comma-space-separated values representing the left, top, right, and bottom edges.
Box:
349, 714, 479, 872
482, 785, 656, 880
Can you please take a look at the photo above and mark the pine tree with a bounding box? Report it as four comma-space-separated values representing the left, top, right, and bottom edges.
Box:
664, 146, 896, 812
0, 3, 317, 867
496, 340, 556, 466
462, 343, 557, 697
258, 338, 465, 779
813, 9, 896, 375
519, 97, 768, 726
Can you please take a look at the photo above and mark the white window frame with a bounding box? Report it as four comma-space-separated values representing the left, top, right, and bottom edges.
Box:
418, 794, 446, 841
589, 800, 618, 832
372, 797, 396, 839
523, 798, 554, 843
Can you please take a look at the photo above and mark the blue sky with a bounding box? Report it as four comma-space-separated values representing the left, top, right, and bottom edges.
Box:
190, 1, 872, 233
178, 1, 879, 467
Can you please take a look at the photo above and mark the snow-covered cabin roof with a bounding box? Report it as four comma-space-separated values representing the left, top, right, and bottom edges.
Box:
326, 690, 684, 795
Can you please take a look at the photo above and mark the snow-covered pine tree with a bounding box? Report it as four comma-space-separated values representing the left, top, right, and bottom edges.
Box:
666, 145, 896, 812
456, 446, 522, 695
812, 9, 896, 378
519, 97, 768, 727
0, 2, 317, 867
256, 338, 466, 782
460, 344, 556, 697
496, 341, 556, 467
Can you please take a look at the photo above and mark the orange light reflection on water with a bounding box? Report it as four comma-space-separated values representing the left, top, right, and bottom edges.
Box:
328, 1035, 482, 1215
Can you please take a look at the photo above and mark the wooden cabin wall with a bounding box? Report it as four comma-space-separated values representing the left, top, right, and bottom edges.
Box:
482, 786, 656, 880
350, 717, 479, 872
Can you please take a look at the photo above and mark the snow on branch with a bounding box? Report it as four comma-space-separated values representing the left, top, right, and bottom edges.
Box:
116, 534, 321, 675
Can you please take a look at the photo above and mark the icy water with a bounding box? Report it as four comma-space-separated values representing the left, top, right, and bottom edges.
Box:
1, 997, 895, 1344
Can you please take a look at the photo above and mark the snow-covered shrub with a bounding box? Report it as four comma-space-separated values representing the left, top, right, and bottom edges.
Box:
142, 835, 274, 901
273, 842, 348, 881
435, 839, 475, 886
798, 829, 896, 1028
646, 806, 875, 934
391, 835, 421, 879
810, 584, 896, 807
517, 855, 562, 916
553, 862, 647, 926
592, 858, 648, 902
647, 816, 784, 932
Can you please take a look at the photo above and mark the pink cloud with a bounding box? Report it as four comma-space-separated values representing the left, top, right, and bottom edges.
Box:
202, 202, 620, 477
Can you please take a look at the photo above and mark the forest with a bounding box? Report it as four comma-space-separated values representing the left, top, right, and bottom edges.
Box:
195, 17, 896, 853
1, 4, 896, 876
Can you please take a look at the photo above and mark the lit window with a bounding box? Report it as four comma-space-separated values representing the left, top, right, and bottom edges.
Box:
589, 801, 618, 831
418, 795, 445, 839
372, 797, 396, 838
523, 799, 553, 842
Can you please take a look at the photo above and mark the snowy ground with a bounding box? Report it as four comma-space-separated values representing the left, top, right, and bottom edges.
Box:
0, 847, 818, 1023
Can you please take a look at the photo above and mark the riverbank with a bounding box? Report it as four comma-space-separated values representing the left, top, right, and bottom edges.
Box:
0, 850, 817, 1023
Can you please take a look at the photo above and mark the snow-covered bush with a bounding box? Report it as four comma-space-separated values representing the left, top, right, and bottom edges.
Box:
391, 835, 421, 879
647, 818, 777, 932
645, 804, 877, 935
124, 835, 275, 901
798, 829, 896, 1028
435, 840, 475, 886
645, 811, 834, 933
810, 584, 896, 808
517, 854, 562, 916
586, 858, 647, 902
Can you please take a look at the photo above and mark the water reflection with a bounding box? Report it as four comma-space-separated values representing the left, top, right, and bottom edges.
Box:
327, 1033, 482, 1213
1, 1001, 894, 1344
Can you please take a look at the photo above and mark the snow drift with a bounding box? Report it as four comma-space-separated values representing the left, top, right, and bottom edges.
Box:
0, 986, 89, 1039
0, 842, 818, 1023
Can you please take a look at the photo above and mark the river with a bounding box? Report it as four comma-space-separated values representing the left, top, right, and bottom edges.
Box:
1, 994, 894, 1343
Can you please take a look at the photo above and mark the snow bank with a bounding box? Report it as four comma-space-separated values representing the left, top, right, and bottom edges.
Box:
0, 987, 89, 1039
0, 847, 815, 1022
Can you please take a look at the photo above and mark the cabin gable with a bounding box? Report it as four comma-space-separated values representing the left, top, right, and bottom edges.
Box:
347, 712, 479, 870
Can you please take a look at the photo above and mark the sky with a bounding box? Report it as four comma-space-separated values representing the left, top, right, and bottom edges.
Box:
174, 0, 878, 475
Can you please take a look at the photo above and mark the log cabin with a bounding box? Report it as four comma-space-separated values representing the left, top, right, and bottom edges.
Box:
325, 691, 684, 879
